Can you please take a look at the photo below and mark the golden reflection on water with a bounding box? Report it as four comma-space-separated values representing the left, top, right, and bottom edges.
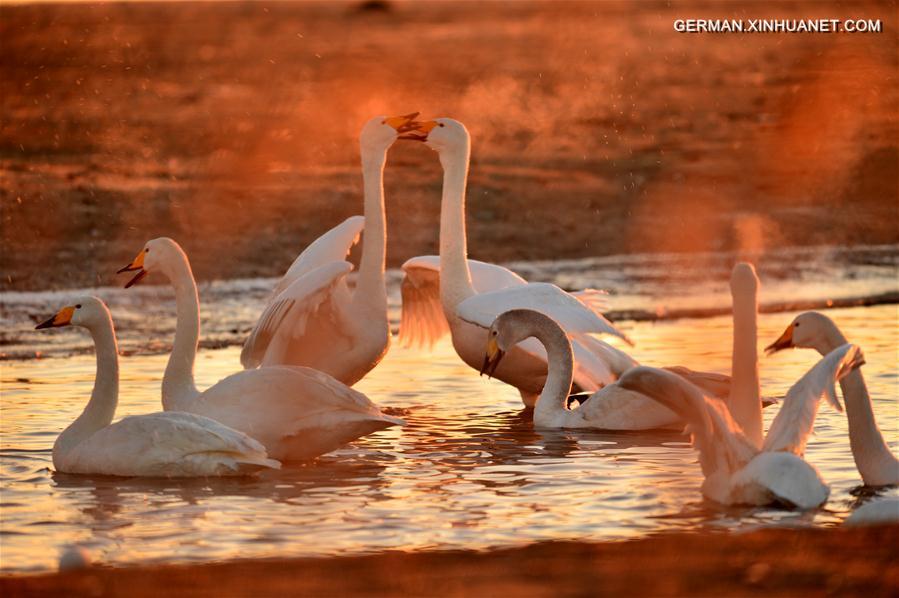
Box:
1, 306, 897, 572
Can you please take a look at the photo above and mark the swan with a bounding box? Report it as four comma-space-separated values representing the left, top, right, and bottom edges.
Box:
766, 311, 899, 486
617, 344, 864, 508
477, 309, 707, 430
35, 297, 280, 477
240, 114, 419, 385
117, 238, 404, 461
398, 118, 638, 407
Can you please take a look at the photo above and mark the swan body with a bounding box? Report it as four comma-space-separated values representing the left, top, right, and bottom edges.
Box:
36, 297, 280, 477
478, 309, 688, 430
401, 118, 641, 407
845, 498, 899, 526
118, 238, 404, 462
240, 114, 419, 385
617, 342, 864, 508
767, 312, 899, 486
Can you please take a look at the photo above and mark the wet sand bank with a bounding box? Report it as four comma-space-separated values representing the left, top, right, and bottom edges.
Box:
4, 525, 898, 597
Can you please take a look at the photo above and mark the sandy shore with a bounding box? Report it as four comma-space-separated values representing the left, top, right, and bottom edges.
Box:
3, 526, 898, 597
2, 1, 897, 291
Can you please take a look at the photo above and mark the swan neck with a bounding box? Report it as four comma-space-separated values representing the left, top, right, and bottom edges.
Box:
729, 285, 763, 447
54, 313, 119, 458
162, 257, 200, 410
839, 369, 899, 485
531, 318, 575, 421
355, 148, 388, 305
438, 144, 475, 311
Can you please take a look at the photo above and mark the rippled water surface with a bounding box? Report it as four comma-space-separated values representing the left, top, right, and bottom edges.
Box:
1, 248, 897, 573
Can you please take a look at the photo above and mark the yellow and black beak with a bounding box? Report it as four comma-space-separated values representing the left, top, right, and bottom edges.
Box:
117, 249, 148, 289
384, 112, 420, 136
765, 324, 794, 355
398, 119, 438, 142
480, 336, 505, 378
35, 305, 75, 330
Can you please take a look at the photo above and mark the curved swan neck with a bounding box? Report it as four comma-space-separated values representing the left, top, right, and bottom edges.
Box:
815, 322, 898, 485
528, 317, 575, 421
729, 279, 763, 447
162, 254, 200, 410
55, 312, 119, 457
438, 142, 476, 312
354, 147, 388, 306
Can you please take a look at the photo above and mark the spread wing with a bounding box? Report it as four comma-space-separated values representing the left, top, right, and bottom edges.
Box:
456, 283, 632, 344
762, 343, 863, 456
398, 256, 527, 348
268, 216, 364, 302
241, 262, 353, 368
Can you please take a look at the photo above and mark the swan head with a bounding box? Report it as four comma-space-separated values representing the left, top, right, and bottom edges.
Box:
360, 113, 420, 152
117, 237, 186, 288
401, 118, 469, 154
35, 296, 109, 330
480, 309, 551, 378
765, 311, 840, 355
730, 262, 759, 296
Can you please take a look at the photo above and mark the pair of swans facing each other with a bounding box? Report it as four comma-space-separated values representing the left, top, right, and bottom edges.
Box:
239, 114, 727, 410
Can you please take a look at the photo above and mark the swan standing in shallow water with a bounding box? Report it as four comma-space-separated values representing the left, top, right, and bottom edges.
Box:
618, 344, 864, 508
766, 311, 899, 486
35, 297, 280, 477
398, 118, 636, 407
118, 238, 404, 461
240, 114, 419, 385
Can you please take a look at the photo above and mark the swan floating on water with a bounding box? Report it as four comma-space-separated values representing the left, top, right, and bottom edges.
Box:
117, 238, 404, 462
240, 114, 419, 385
766, 311, 899, 486
35, 297, 280, 477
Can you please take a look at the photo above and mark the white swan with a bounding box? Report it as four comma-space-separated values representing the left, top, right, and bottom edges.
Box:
117, 238, 404, 461
766, 311, 899, 486
477, 309, 705, 430
240, 114, 419, 385
617, 344, 864, 508
398, 118, 634, 407
845, 498, 899, 526
35, 297, 280, 477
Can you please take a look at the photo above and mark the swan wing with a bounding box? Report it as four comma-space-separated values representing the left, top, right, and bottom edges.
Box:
762, 343, 863, 456
268, 216, 364, 302
572, 332, 639, 378
241, 261, 353, 368
200, 366, 404, 430
193, 366, 404, 460
64, 412, 279, 477
398, 256, 526, 348
457, 283, 632, 344
616, 366, 757, 477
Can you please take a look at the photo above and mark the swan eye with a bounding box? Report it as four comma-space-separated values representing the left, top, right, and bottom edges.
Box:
439, 123, 445, 127
795, 322, 800, 327
145, 248, 150, 253
75, 304, 82, 309
381, 120, 386, 124
492, 330, 497, 336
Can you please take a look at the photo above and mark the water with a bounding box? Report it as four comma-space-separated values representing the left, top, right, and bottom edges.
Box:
1, 246, 897, 573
